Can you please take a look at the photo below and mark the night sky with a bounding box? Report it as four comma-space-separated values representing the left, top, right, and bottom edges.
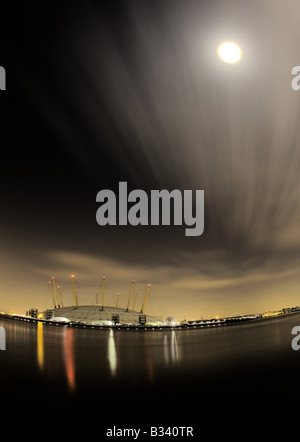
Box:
1, 0, 300, 320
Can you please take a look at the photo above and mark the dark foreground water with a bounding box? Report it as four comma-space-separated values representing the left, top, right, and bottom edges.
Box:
1, 313, 300, 427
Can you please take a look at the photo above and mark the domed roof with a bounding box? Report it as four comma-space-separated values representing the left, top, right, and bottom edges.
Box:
47, 305, 163, 325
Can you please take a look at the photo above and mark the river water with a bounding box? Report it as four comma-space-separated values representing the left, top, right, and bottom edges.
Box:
0, 313, 300, 425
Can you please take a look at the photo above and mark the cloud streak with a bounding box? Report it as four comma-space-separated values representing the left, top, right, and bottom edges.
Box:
3, 0, 300, 318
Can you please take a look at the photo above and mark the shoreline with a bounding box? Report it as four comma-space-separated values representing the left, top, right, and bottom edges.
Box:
1, 308, 299, 331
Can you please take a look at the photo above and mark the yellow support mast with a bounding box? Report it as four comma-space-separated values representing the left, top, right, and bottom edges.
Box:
52, 276, 60, 308
49, 280, 56, 308
132, 293, 138, 311
140, 284, 151, 313
101, 276, 106, 310
126, 280, 135, 312
71, 274, 78, 308
57, 285, 64, 308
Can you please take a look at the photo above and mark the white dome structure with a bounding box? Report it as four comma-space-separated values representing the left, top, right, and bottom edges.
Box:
47, 305, 164, 326
45, 276, 162, 326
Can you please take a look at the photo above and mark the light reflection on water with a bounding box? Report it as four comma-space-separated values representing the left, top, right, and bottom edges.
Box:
63, 328, 75, 393
1, 314, 300, 409
164, 330, 179, 366
108, 329, 117, 377
32, 323, 184, 395
32, 323, 183, 394
36, 322, 76, 393
37, 321, 44, 371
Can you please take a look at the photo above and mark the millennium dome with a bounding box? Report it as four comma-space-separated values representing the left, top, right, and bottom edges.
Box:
42, 276, 164, 326
45, 305, 164, 326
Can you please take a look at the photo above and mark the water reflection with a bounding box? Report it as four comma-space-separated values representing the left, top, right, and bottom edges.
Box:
171, 331, 179, 364
63, 328, 76, 393
35, 324, 182, 389
36, 322, 76, 392
108, 329, 117, 377
163, 335, 169, 364
144, 334, 155, 383
37, 322, 44, 371
164, 331, 179, 366
35, 324, 181, 390
3, 314, 300, 410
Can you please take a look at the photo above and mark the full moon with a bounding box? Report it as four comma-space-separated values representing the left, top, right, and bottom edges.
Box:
218, 41, 242, 63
